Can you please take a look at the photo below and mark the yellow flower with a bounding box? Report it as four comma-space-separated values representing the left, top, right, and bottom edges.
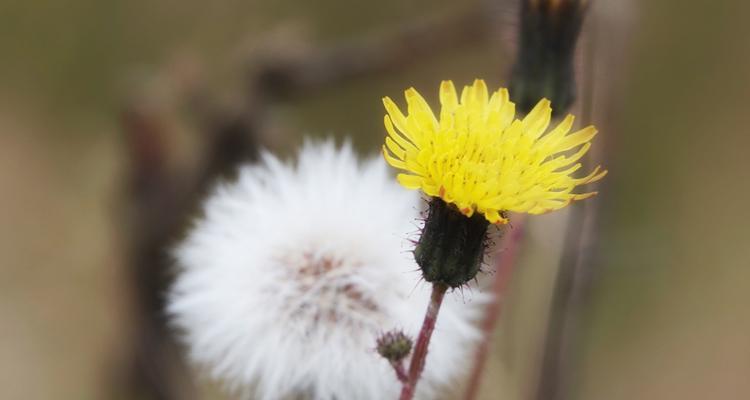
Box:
382, 79, 606, 224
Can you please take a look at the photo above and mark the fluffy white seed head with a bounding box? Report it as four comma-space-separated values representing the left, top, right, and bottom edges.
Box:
168, 140, 486, 400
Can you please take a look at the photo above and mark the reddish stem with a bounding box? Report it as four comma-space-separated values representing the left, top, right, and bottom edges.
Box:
463, 219, 526, 400
390, 360, 409, 383
399, 282, 449, 400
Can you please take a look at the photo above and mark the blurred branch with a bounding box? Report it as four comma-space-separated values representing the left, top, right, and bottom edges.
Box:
118, 103, 197, 400
244, 7, 493, 100
464, 217, 526, 400
533, 2, 634, 398
116, 81, 261, 400
532, 21, 593, 400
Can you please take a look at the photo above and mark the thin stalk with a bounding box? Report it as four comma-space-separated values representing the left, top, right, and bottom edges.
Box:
534, 16, 600, 400
463, 219, 526, 400
390, 360, 408, 383
400, 282, 449, 400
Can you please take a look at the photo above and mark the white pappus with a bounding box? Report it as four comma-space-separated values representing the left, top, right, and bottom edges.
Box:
168, 140, 487, 400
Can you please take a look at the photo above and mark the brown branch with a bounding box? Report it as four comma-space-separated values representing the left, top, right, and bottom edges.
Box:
246, 7, 492, 100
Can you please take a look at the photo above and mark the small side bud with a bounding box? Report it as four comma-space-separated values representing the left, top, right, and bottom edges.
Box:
376, 330, 413, 363
414, 198, 490, 288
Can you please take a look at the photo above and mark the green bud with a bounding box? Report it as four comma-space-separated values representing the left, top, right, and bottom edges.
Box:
414, 198, 490, 288
509, 0, 589, 116
376, 330, 413, 362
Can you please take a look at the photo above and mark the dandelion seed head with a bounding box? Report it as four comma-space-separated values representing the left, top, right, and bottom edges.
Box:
169, 140, 486, 400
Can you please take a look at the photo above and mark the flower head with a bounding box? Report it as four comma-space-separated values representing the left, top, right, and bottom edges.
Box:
376, 330, 413, 363
382, 79, 606, 224
168, 141, 485, 400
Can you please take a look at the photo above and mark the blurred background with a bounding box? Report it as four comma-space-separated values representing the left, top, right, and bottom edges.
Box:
1, 0, 749, 399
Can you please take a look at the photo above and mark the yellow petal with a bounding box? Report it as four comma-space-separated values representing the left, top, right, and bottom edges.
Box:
396, 174, 423, 189
384, 136, 406, 159
382, 146, 408, 170
555, 126, 598, 152
472, 79, 489, 105
385, 116, 419, 153
383, 97, 410, 136
522, 98, 552, 139
440, 80, 458, 111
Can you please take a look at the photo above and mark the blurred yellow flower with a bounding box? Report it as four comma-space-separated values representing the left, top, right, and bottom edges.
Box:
382, 79, 606, 224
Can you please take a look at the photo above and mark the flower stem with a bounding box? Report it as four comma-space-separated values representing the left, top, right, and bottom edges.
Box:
463, 218, 525, 400
390, 361, 408, 383
399, 282, 449, 400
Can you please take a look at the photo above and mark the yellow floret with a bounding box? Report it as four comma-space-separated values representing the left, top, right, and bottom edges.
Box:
382, 79, 607, 224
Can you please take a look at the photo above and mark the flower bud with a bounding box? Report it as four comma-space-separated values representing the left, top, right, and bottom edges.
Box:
509, 0, 589, 116
376, 330, 413, 363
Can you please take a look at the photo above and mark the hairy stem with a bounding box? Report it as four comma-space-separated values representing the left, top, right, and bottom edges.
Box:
400, 282, 449, 400
390, 361, 409, 383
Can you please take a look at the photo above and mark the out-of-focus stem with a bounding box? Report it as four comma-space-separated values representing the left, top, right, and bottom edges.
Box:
399, 282, 449, 400
250, 8, 491, 100
534, 10, 601, 399
390, 361, 408, 383
463, 218, 526, 400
